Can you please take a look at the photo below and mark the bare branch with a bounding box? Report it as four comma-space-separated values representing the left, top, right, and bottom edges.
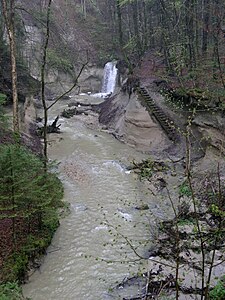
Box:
47, 59, 89, 111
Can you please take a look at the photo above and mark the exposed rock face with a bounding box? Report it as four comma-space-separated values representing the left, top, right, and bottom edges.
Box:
20, 96, 43, 155
41, 65, 103, 96
11, 1, 106, 98
98, 79, 225, 173
21, 22, 103, 96
77, 66, 104, 93
99, 89, 172, 153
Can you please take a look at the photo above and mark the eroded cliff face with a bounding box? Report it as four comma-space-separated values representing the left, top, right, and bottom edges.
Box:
18, 23, 103, 96
7, 0, 112, 98
98, 82, 225, 175
2, 1, 224, 171
99, 90, 172, 154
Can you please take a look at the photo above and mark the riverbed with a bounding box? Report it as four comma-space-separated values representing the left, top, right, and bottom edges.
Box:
23, 97, 173, 300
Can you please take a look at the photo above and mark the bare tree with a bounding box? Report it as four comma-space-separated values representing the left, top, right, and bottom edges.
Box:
40, 0, 88, 168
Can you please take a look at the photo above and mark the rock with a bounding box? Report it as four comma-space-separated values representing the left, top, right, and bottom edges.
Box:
98, 91, 172, 153
33, 98, 43, 109
61, 107, 77, 118
73, 203, 88, 212
135, 204, 149, 210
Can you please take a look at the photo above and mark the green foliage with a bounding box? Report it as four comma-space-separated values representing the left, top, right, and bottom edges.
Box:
0, 144, 63, 221
139, 166, 153, 179
2, 253, 28, 282
0, 37, 9, 59
0, 144, 64, 282
42, 208, 61, 236
177, 217, 195, 226
0, 282, 26, 300
47, 49, 73, 74
179, 182, 192, 197
2, 211, 61, 282
209, 276, 225, 300
0, 93, 7, 102
0, 93, 8, 128
133, 158, 168, 180
210, 204, 225, 218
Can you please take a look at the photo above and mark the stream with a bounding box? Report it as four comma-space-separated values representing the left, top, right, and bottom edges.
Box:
23, 97, 169, 300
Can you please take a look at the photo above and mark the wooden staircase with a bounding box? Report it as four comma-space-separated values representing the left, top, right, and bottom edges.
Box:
137, 87, 179, 142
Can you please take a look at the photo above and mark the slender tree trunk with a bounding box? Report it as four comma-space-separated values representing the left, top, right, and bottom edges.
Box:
8, 147, 17, 248
202, 0, 210, 55
116, 0, 123, 49
1, 0, 19, 132
142, 1, 148, 50
41, 0, 52, 169
194, 0, 200, 60
159, 1, 173, 73
212, 0, 225, 88
184, 0, 196, 69
131, 0, 142, 57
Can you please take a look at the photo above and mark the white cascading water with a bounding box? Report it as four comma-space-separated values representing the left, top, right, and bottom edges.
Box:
92, 61, 118, 98
101, 61, 118, 94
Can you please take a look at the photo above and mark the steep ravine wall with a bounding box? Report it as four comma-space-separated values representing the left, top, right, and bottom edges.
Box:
21, 23, 104, 96
98, 84, 225, 174
11, 0, 111, 99
99, 89, 173, 155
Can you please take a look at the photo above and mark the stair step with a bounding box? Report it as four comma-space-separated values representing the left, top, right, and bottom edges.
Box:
157, 118, 167, 123
155, 115, 166, 120
156, 112, 165, 116
137, 89, 179, 142
156, 113, 166, 117
154, 111, 165, 116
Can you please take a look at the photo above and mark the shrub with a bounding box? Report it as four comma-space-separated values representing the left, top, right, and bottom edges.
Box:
0, 144, 64, 282
2, 253, 28, 282
179, 182, 192, 197
209, 276, 225, 300
0, 144, 64, 228
0, 281, 25, 300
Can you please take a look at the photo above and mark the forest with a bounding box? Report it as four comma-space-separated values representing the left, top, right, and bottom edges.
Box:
0, 0, 225, 299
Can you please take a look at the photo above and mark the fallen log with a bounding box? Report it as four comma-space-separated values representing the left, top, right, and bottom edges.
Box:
48, 115, 61, 133
37, 115, 61, 136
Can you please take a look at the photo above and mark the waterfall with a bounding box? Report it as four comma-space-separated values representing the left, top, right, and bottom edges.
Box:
101, 61, 118, 94
91, 61, 118, 98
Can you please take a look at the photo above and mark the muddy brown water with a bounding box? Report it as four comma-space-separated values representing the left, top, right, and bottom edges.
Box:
23, 98, 172, 300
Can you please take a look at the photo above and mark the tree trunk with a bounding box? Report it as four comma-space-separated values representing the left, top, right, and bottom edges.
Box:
131, 0, 142, 57
41, 0, 52, 169
202, 0, 210, 55
116, 0, 123, 49
184, 0, 196, 69
1, 0, 19, 132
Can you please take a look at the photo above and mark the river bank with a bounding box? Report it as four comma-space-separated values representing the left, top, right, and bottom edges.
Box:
21, 85, 225, 299
22, 95, 177, 299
